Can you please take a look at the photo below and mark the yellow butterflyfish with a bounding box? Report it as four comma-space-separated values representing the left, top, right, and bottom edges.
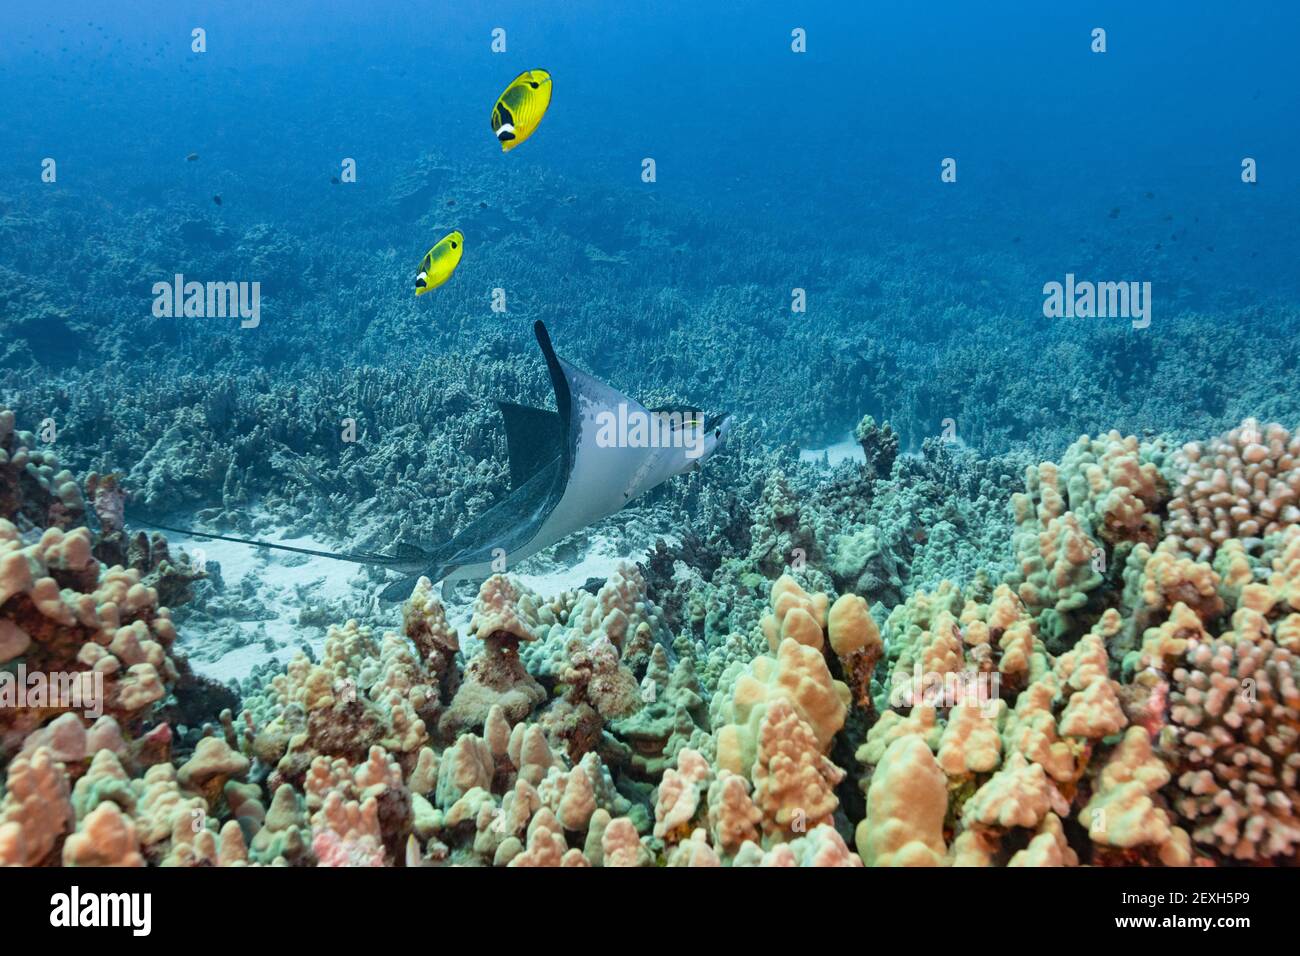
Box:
491, 70, 552, 152
415, 230, 463, 295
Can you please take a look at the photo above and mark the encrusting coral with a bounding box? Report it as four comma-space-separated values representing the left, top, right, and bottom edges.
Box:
2, 406, 1300, 867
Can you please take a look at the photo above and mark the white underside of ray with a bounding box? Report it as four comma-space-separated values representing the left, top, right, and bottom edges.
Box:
442, 356, 694, 595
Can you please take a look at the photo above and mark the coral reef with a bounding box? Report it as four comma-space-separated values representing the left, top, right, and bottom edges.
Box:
3, 406, 1300, 869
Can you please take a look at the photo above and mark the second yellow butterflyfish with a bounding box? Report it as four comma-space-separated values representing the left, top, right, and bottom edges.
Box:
415, 230, 463, 295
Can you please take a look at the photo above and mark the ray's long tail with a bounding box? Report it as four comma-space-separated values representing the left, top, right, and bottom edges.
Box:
128, 516, 434, 574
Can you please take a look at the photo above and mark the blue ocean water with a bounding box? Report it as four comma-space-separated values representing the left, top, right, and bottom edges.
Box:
1, 0, 1298, 449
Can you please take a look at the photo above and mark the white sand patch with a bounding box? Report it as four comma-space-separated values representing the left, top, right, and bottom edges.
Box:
195, 642, 302, 686
800, 436, 865, 467
167, 526, 374, 684
169, 522, 660, 683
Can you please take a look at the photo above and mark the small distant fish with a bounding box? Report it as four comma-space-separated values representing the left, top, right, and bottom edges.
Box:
212, 195, 222, 206
330, 175, 340, 184
478, 201, 487, 209
446, 199, 457, 207
491, 69, 552, 152
415, 230, 464, 295
1144, 191, 1154, 199
186, 153, 199, 162
1108, 207, 1120, 219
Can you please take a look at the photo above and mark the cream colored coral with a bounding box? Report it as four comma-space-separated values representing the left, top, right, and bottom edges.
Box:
1166, 419, 1300, 559
857, 735, 947, 866
63, 802, 144, 867
508, 813, 569, 867
401, 576, 459, 652
947, 827, 1000, 866
1059, 676, 1128, 739
565, 562, 661, 654
857, 704, 942, 767
1016, 511, 1103, 614
827, 592, 879, 658
471, 574, 540, 642
736, 825, 862, 867
178, 736, 249, 790
1081, 727, 1178, 850
1008, 813, 1079, 867
435, 733, 494, 808
963, 752, 1070, 831
665, 829, 722, 867
1000, 675, 1076, 782
751, 699, 845, 837
714, 637, 848, 776
761, 575, 828, 652
706, 771, 762, 855
937, 700, 1003, 775
1138, 601, 1209, 672
653, 748, 711, 840
600, 816, 648, 867
0, 746, 74, 865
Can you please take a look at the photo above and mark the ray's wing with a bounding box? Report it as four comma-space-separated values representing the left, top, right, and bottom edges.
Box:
498, 401, 564, 489
530, 321, 669, 539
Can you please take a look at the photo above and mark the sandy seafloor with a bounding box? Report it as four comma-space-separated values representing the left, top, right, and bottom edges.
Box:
170, 518, 665, 684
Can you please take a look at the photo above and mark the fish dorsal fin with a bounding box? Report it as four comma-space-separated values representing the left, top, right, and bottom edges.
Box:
498, 401, 564, 490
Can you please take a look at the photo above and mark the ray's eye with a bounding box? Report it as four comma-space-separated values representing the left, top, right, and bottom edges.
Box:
450, 241, 457, 248
529, 81, 539, 89
715, 429, 721, 438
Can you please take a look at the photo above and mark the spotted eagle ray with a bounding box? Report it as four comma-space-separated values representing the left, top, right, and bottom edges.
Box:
137, 321, 734, 602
